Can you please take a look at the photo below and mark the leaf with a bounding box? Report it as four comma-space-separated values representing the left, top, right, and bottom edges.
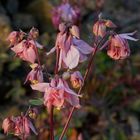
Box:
29, 98, 43, 106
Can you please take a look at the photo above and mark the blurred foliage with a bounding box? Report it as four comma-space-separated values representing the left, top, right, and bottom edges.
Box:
0, 0, 140, 140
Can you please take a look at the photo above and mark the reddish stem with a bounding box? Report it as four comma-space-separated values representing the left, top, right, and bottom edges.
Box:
49, 47, 60, 140
58, 27, 110, 140
49, 105, 54, 140
58, 46, 98, 140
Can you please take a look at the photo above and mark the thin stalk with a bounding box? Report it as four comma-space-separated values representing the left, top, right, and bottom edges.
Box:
58, 30, 110, 140
49, 105, 54, 140
49, 47, 61, 140
58, 46, 98, 140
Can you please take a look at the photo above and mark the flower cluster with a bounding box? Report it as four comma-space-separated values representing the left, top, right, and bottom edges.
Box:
2, 0, 138, 139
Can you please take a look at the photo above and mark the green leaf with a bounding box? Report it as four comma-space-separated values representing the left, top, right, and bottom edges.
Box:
29, 98, 43, 106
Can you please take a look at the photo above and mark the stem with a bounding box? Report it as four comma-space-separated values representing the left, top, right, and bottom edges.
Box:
49, 47, 60, 140
49, 105, 54, 140
59, 46, 98, 140
58, 29, 110, 140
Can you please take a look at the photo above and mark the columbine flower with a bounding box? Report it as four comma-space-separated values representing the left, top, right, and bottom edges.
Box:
31, 77, 80, 110
7, 29, 43, 63
47, 24, 93, 70
107, 32, 138, 60
2, 116, 37, 140
70, 71, 83, 89
25, 63, 43, 84
93, 19, 116, 37
11, 39, 43, 63
52, 1, 80, 28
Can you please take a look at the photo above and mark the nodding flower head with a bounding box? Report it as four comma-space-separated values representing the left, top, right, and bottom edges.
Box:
25, 63, 43, 84
52, 1, 80, 28
93, 19, 116, 37
31, 77, 81, 110
107, 32, 138, 60
2, 115, 37, 140
47, 24, 93, 70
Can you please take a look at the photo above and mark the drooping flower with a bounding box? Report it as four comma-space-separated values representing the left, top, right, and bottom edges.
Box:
93, 19, 116, 37
70, 71, 83, 89
25, 63, 43, 84
11, 39, 43, 63
2, 116, 37, 140
31, 77, 80, 110
7, 29, 43, 63
52, 1, 80, 28
107, 32, 138, 60
47, 24, 93, 70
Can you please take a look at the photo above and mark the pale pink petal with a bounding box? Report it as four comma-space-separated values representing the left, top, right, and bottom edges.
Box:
31, 83, 49, 92
29, 40, 44, 49
64, 45, 80, 69
26, 47, 36, 63
119, 34, 138, 41
73, 38, 93, 54
46, 47, 56, 56
11, 40, 25, 53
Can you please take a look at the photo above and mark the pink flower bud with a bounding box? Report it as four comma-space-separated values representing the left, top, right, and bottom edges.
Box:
7, 31, 26, 45
70, 71, 83, 89
29, 27, 39, 40
93, 19, 116, 37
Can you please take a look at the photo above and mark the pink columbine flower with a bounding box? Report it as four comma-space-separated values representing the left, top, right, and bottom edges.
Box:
31, 77, 81, 110
25, 64, 43, 84
47, 24, 93, 70
52, 1, 80, 28
70, 71, 84, 89
2, 116, 37, 140
93, 19, 116, 37
11, 39, 43, 63
107, 32, 138, 60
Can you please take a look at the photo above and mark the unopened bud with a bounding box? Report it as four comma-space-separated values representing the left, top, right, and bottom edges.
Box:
62, 71, 71, 80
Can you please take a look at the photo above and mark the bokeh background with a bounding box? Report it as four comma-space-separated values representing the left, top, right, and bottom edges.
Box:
0, 0, 140, 139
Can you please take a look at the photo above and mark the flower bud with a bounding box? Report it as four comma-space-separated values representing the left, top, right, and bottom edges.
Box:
29, 27, 39, 39
70, 25, 80, 38
62, 71, 71, 80
28, 108, 38, 119
70, 71, 83, 89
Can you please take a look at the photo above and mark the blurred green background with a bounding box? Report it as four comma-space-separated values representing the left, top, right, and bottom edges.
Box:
0, 0, 140, 139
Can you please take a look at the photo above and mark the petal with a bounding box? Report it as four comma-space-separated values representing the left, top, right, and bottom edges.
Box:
31, 83, 49, 92
29, 121, 38, 135
64, 45, 80, 69
29, 40, 44, 49
46, 47, 56, 56
119, 33, 138, 41
26, 47, 36, 63
11, 40, 25, 53
73, 38, 93, 54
